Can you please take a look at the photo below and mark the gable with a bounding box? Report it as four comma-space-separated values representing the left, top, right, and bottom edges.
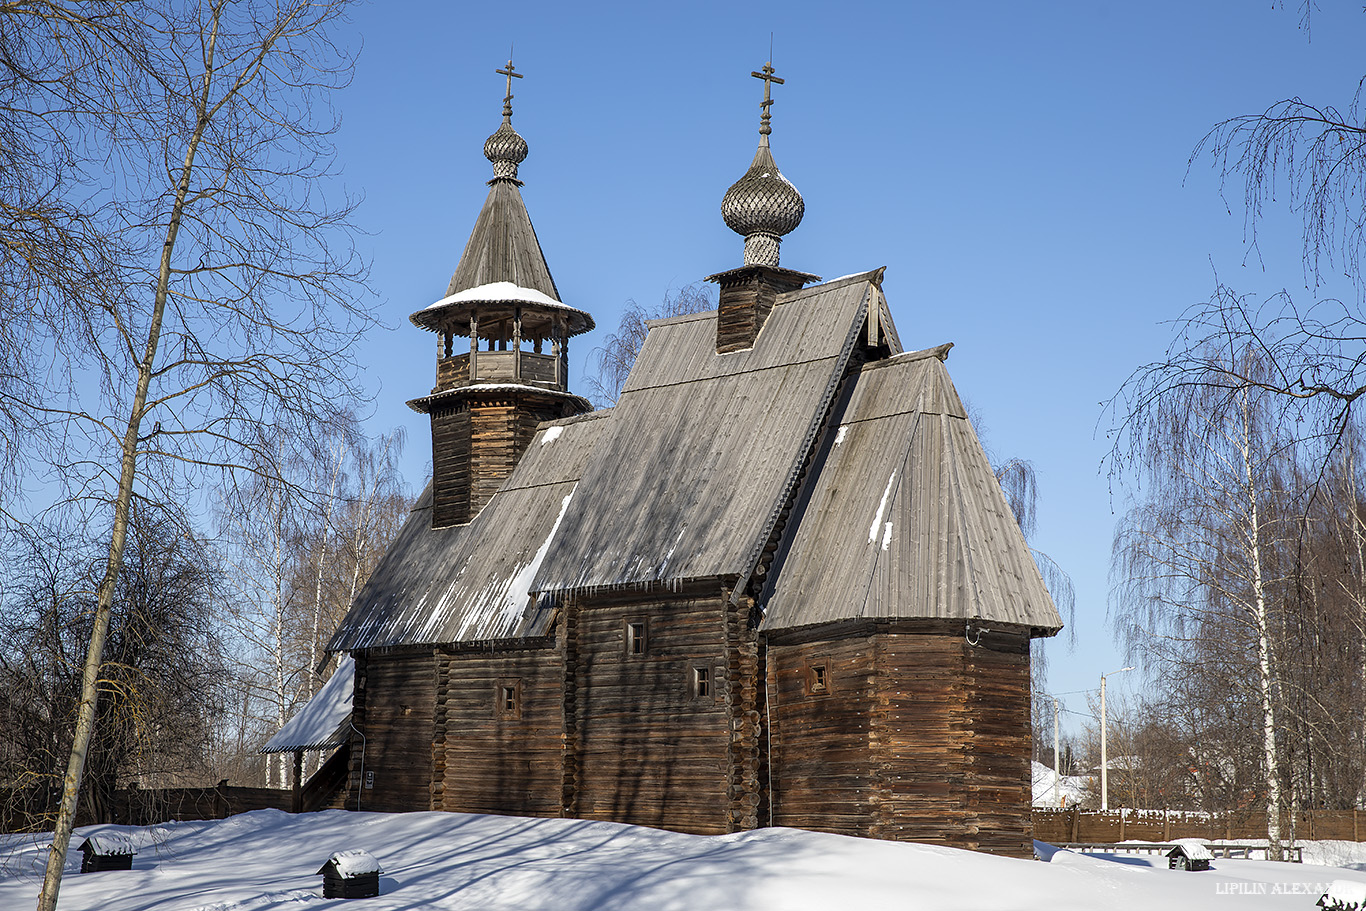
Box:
759, 350, 1063, 634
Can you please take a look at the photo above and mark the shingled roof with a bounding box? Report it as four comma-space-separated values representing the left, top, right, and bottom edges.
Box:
760, 349, 1064, 635
446, 179, 560, 301
530, 271, 890, 596
326, 409, 609, 650
330, 267, 1060, 652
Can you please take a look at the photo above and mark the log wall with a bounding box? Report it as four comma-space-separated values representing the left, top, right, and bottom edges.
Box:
430, 405, 472, 528
430, 394, 579, 528
346, 619, 1033, 854
349, 649, 437, 812
767, 621, 1034, 857
961, 630, 1033, 856
570, 584, 739, 834
714, 268, 808, 354
434, 639, 564, 818
767, 634, 878, 835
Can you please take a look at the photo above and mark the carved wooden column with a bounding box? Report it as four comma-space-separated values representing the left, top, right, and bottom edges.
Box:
469, 311, 479, 383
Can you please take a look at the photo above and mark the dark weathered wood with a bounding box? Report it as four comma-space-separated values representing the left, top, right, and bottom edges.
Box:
712, 265, 812, 354
435, 643, 564, 819
428, 388, 588, 530
347, 649, 437, 813
764, 622, 1033, 857
570, 582, 737, 835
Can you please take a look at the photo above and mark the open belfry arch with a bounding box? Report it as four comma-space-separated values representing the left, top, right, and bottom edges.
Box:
313, 60, 1062, 856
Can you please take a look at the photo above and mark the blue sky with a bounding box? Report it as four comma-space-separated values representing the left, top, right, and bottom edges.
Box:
328, 1, 1365, 729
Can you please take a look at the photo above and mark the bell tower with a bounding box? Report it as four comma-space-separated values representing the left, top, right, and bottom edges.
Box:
408, 62, 594, 528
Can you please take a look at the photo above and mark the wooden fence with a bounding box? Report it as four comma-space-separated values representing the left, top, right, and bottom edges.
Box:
1, 785, 292, 833
1034, 807, 1366, 844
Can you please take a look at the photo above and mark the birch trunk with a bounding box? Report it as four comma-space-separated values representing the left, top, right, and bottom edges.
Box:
36, 10, 224, 908
1242, 390, 1283, 860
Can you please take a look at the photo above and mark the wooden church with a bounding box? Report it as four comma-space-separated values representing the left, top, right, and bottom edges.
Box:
313, 62, 1062, 857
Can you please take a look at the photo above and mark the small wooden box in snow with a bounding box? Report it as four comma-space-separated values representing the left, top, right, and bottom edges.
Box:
1320, 879, 1366, 910
317, 850, 381, 899
78, 835, 136, 873
1166, 839, 1212, 872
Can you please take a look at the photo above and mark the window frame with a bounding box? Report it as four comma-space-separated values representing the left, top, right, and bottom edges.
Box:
692, 665, 713, 699
496, 678, 523, 719
805, 661, 830, 696
625, 619, 648, 657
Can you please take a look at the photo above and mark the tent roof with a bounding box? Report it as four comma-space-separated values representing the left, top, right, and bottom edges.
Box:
760, 350, 1063, 634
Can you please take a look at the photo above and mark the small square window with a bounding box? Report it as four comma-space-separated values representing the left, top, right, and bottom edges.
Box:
496, 679, 522, 719
626, 620, 647, 657
806, 662, 829, 696
693, 666, 711, 698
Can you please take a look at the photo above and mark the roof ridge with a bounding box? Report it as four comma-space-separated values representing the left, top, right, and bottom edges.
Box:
645, 309, 717, 329
860, 342, 954, 372
541, 408, 614, 428
780, 267, 885, 302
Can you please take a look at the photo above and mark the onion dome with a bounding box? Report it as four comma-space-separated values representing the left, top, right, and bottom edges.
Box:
722, 141, 804, 266
485, 122, 528, 181
485, 60, 528, 182
722, 62, 804, 267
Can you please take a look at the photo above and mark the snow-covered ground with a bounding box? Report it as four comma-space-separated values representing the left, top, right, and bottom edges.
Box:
2, 808, 1366, 910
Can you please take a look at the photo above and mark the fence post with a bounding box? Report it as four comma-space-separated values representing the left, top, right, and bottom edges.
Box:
1070, 806, 1080, 842
1163, 813, 1170, 842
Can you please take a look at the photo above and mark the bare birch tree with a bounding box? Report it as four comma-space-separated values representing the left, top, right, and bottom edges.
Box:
0, 3, 374, 907
1111, 344, 1300, 855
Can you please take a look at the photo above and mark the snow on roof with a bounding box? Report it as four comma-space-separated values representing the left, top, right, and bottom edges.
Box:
80, 835, 137, 856
1030, 761, 1088, 808
1169, 839, 1212, 861
424, 281, 563, 311
1325, 879, 1366, 907
318, 849, 382, 877
261, 655, 354, 754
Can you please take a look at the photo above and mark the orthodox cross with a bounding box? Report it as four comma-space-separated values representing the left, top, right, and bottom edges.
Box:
497, 60, 522, 120
750, 61, 783, 136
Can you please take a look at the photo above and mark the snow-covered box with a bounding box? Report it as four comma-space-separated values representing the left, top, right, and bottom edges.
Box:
1166, 839, 1212, 872
1320, 880, 1366, 911
316, 850, 382, 899
78, 835, 136, 873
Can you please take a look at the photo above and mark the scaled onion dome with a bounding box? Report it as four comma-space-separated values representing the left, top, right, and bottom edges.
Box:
721, 64, 804, 268
484, 118, 528, 181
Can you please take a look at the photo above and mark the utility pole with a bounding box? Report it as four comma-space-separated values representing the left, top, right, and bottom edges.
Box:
1053, 695, 1061, 807
1101, 666, 1135, 812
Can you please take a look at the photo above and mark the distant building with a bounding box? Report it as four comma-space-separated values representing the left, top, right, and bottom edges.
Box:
304, 62, 1061, 857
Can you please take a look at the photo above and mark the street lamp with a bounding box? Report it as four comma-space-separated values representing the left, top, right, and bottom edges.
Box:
1100, 666, 1135, 811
